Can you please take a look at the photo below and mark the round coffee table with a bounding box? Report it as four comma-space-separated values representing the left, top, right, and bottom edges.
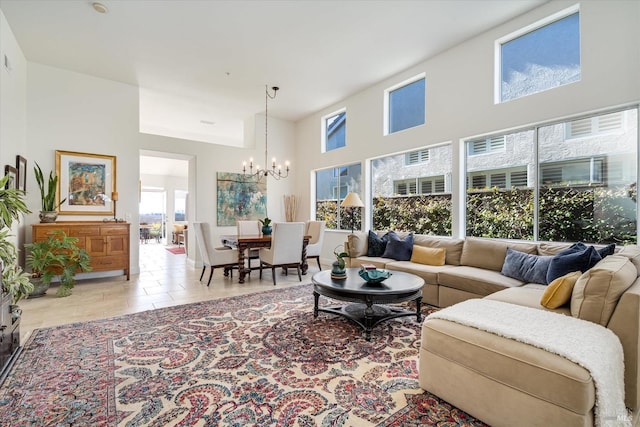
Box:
312, 268, 424, 340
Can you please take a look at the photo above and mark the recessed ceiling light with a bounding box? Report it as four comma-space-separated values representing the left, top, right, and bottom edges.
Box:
92, 2, 108, 14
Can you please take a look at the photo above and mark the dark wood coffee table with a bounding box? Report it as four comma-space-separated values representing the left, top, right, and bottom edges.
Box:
312, 268, 424, 340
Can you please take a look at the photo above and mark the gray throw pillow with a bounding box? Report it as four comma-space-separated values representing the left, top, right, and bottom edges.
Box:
501, 248, 553, 285
381, 231, 414, 261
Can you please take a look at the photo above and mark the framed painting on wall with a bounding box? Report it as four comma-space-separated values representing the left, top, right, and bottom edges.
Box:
216, 172, 267, 226
16, 155, 27, 191
56, 150, 116, 215
4, 165, 17, 190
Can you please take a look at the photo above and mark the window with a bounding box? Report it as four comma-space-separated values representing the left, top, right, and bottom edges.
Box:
465, 107, 638, 244
315, 163, 362, 230
566, 112, 624, 139
372, 144, 452, 235
385, 76, 425, 134
174, 190, 187, 221
323, 110, 346, 152
468, 136, 505, 156
405, 149, 429, 165
497, 6, 580, 103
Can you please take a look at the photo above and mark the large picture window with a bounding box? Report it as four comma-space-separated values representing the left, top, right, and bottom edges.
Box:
465, 107, 638, 244
497, 6, 580, 103
372, 144, 452, 235
385, 76, 425, 134
315, 163, 361, 230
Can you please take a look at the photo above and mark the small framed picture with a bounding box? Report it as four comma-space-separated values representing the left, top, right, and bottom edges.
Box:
4, 165, 17, 190
16, 155, 27, 191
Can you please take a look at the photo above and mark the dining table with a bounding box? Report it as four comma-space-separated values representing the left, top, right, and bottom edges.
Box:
220, 234, 310, 283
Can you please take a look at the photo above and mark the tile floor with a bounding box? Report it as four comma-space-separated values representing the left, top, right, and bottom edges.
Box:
18, 241, 318, 344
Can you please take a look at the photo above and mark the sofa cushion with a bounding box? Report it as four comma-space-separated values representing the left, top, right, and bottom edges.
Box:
501, 248, 553, 285
460, 237, 537, 272
367, 230, 389, 257
385, 261, 454, 285
347, 232, 368, 257
438, 265, 524, 296
571, 255, 637, 326
537, 242, 573, 256
349, 256, 393, 270
486, 285, 572, 315
540, 271, 582, 309
412, 236, 465, 265
546, 243, 601, 284
617, 245, 640, 274
382, 231, 413, 261
410, 245, 445, 266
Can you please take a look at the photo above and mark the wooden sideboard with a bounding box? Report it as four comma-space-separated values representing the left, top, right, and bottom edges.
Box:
31, 221, 130, 280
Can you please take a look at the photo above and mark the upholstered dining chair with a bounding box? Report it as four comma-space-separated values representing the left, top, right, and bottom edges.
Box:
193, 222, 239, 285
237, 220, 261, 270
305, 220, 326, 270
259, 222, 305, 286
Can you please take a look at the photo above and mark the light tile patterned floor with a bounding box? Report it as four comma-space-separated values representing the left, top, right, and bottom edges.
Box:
18, 242, 318, 344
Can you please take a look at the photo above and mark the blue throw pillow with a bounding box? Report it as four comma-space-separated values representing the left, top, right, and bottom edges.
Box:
367, 230, 389, 257
501, 248, 553, 285
381, 231, 414, 261
597, 243, 616, 258
546, 243, 602, 284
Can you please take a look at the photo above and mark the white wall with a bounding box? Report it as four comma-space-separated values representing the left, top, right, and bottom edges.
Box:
21, 63, 295, 274
294, 0, 640, 264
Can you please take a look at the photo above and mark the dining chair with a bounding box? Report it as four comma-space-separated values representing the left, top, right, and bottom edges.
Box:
193, 222, 239, 285
237, 220, 261, 270
259, 222, 305, 286
305, 220, 326, 270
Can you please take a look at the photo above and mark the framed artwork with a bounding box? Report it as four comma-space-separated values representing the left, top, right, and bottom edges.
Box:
216, 172, 267, 226
16, 155, 27, 191
4, 165, 17, 190
56, 150, 116, 215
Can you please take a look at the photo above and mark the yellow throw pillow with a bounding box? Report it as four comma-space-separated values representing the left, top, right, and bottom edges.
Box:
540, 271, 582, 309
410, 245, 446, 266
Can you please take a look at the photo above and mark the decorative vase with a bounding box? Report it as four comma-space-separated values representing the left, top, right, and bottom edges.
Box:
28, 277, 49, 298
331, 261, 346, 277
39, 211, 58, 223
262, 225, 272, 236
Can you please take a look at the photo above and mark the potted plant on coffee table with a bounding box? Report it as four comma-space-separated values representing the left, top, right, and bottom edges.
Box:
25, 231, 92, 297
331, 245, 349, 279
34, 162, 66, 223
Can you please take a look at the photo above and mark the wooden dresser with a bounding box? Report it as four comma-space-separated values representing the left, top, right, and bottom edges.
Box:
31, 221, 130, 280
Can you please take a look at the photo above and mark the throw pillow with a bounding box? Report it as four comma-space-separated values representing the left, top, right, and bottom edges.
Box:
540, 271, 582, 309
410, 245, 446, 266
381, 231, 414, 261
571, 255, 636, 325
597, 243, 616, 259
546, 243, 602, 284
367, 231, 389, 257
500, 248, 553, 285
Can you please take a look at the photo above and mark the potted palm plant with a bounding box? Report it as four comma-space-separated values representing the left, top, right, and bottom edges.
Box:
34, 162, 66, 223
25, 231, 92, 297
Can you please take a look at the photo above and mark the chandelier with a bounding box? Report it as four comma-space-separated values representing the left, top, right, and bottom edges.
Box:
242, 85, 290, 181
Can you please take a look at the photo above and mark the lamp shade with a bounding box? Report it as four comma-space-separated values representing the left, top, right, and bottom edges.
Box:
341, 192, 364, 208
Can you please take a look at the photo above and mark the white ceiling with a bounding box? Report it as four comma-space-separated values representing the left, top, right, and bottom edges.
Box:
1, 0, 548, 147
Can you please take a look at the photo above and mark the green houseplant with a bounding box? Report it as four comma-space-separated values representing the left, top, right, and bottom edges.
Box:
259, 217, 272, 235
331, 245, 349, 277
34, 162, 66, 223
25, 231, 92, 297
0, 174, 34, 305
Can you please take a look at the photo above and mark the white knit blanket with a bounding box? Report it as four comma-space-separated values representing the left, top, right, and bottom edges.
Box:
427, 299, 631, 427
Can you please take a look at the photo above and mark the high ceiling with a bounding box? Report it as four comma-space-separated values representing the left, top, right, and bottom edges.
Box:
1, 0, 547, 146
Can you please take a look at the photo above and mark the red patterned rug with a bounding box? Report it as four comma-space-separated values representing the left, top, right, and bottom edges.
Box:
166, 246, 185, 254
0, 284, 486, 426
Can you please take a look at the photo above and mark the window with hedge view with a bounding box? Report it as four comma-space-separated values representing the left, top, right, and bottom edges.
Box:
465, 107, 637, 244
371, 144, 452, 235
315, 163, 362, 230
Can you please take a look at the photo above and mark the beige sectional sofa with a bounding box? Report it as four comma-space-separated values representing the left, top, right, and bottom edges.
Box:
344, 231, 640, 426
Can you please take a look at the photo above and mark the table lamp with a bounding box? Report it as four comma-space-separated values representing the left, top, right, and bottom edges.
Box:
340, 192, 364, 233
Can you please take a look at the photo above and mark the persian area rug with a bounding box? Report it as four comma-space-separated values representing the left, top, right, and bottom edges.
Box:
0, 284, 486, 426
166, 246, 186, 255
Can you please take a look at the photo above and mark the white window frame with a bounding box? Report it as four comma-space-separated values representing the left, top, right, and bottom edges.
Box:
321, 108, 347, 153
383, 73, 426, 136
494, 4, 580, 104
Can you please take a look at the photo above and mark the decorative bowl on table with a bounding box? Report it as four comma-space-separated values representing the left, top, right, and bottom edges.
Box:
359, 268, 392, 284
